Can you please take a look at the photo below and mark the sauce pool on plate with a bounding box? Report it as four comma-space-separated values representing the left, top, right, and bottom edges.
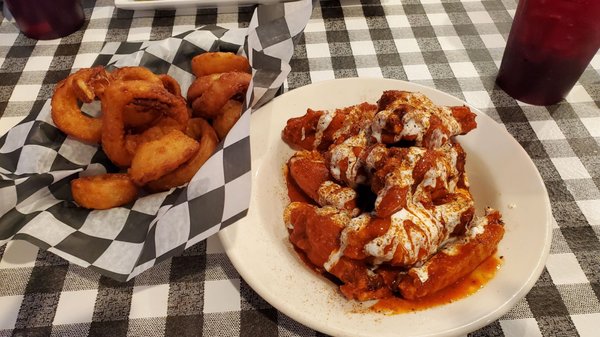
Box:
372, 254, 502, 313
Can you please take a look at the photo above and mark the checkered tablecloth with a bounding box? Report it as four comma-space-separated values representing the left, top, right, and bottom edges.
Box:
1, 0, 599, 336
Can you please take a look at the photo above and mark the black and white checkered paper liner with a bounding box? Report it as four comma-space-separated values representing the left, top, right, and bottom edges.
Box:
0, 0, 313, 282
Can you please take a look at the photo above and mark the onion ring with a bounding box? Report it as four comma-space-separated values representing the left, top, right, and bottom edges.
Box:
110, 67, 165, 129
186, 73, 222, 103
190, 72, 251, 118
122, 106, 162, 130
191, 52, 250, 77
51, 67, 109, 143
128, 129, 200, 186
159, 74, 183, 97
212, 99, 243, 140
146, 118, 218, 192
71, 173, 138, 209
124, 117, 184, 155
71, 66, 111, 103
111, 66, 163, 84
101, 80, 189, 167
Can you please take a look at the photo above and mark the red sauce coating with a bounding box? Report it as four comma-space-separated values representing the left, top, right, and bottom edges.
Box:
286, 170, 502, 312
373, 255, 502, 313
284, 167, 312, 204
283, 92, 501, 313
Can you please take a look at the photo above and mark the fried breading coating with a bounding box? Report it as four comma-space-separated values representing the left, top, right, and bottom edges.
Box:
191, 52, 250, 77
128, 129, 199, 186
101, 80, 189, 167
212, 99, 243, 140
190, 72, 251, 118
51, 67, 110, 143
146, 118, 218, 192
71, 173, 138, 209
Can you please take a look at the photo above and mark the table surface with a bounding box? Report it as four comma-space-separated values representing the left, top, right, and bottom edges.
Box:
1, 0, 599, 336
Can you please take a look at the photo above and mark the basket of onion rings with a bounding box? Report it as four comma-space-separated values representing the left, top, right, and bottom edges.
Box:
0, 0, 313, 281
59, 53, 251, 209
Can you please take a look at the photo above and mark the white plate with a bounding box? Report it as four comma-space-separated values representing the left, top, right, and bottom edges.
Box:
114, 0, 284, 10
219, 78, 552, 337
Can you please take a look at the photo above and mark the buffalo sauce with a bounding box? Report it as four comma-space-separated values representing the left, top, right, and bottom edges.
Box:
285, 166, 313, 204
285, 169, 502, 313
373, 255, 502, 313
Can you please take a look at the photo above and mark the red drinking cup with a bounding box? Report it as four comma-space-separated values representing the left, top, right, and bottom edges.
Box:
496, 0, 600, 105
4, 0, 85, 40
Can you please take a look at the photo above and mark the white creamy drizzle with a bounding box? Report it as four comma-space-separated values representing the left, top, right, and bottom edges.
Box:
411, 264, 430, 283
368, 204, 439, 266
429, 128, 447, 149
370, 109, 393, 143
364, 210, 411, 265
315, 205, 349, 219
447, 146, 460, 192
440, 212, 490, 257
389, 92, 435, 112
405, 92, 435, 109
332, 105, 373, 141
313, 109, 336, 148
393, 92, 435, 143
370, 92, 435, 144
436, 106, 462, 134
289, 92, 477, 275
324, 214, 371, 272
329, 160, 341, 180
329, 131, 367, 186
373, 147, 425, 211
368, 147, 425, 265
366, 144, 470, 266
409, 149, 466, 251
422, 167, 438, 188
399, 111, 430, 144
439, 236, 461, 256
411, 205, 439, 248
365, 144, 387, 171
437, 161, 449, 190
435, 189, 474, 233
432, 143, 460, 193
449, 144, 458, 169
465, 213, 489, 239
300, 127, 306, 141
370, 92, 466, 148
318, 181, 358, 215
408, 205, 476, 281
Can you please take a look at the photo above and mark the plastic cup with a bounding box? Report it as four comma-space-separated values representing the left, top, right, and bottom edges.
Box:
496, 0, 600, 105
4, 0, 85, 40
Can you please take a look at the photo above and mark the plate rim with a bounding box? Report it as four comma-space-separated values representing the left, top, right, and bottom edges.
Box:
219, 77, 553, 337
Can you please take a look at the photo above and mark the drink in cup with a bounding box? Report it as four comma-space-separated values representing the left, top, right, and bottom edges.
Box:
4, 0, 85, 40
496, 0, 600, 105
